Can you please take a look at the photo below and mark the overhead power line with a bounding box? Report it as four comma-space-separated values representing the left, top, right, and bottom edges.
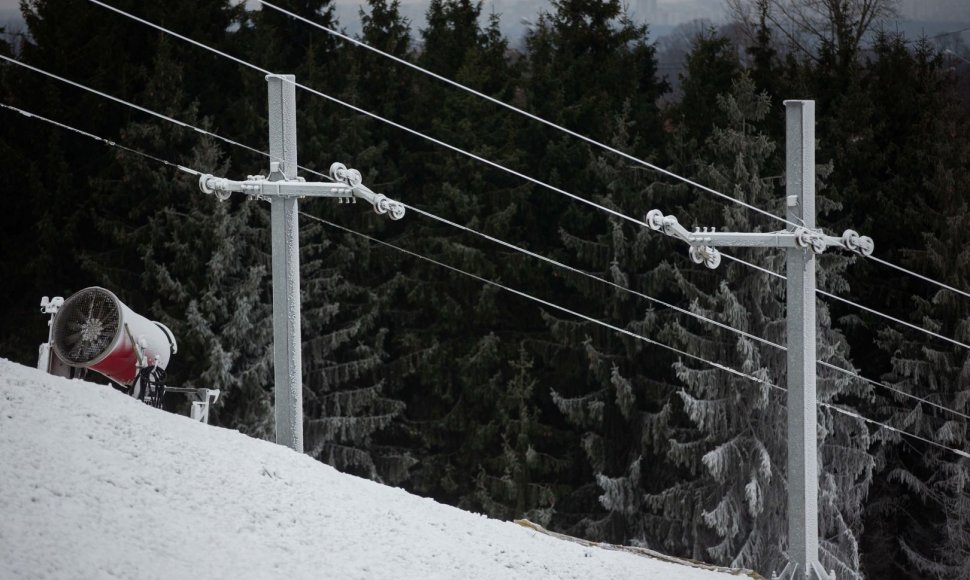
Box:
405, 202, 970, 422
13, 3, 968, 416
5, 96, 967, 461
0, 102, 200, 177
0, 53, 296, 178
8, 57, 964, 423
818, 288, 970, 351
82, 0, 635, 227
11, 5, 970, 439
299, 208, 970, 461
865, 254, 970, 300
77, 0, 970, 356
255, 0, 795, 230
0, 53, 339, 185
257, 0, 970, 304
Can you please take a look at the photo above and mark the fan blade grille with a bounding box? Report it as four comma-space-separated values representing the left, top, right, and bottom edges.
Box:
53, 288, 121, 365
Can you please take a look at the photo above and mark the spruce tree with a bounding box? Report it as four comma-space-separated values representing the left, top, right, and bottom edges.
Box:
646, 74, 872, 576
858, 37, 970, 580
79, 34, 276, 437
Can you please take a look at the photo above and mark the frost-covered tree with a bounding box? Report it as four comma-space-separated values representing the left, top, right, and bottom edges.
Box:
540, 103, 680, 543
864, 44, 970, 579
873, 165, 970, 579
83, 37, 276, 437
645, 75, 872, 576
299, 218, 410, 483
465, 344, 568, 525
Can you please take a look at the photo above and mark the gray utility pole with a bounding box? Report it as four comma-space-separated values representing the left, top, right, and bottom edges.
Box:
197, 74, 405, 453
645, 101, 873, 580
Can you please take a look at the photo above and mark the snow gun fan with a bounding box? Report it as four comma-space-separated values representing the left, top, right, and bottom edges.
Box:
49, 287, 177, 407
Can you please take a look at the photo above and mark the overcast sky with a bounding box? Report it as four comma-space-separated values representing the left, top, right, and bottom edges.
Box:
2, 0, 969, 23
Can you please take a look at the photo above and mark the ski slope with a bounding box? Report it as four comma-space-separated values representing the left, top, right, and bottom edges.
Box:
0, 359, 751, 580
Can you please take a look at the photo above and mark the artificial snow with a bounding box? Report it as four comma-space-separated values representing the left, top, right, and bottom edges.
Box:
0, 359, 748, 579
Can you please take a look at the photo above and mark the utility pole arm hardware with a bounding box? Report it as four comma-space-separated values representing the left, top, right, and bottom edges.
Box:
199, 163, 405, 221
645, 209, 873, 270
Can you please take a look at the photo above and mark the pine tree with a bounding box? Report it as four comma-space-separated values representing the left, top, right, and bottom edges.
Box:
341, 0, 581, 513
648, 74, 872, 576
538, 101, 681, 544
456, 343, 569, 524
511, 0, 677, 543
859, 38, 970, 580
78, 34, 276, 437
874, 159, 970, 580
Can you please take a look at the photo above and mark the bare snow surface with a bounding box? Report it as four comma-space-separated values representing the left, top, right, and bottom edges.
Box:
0, 359, 740, 580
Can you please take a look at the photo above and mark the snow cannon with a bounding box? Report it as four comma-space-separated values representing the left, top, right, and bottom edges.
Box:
50, 287, 177, 406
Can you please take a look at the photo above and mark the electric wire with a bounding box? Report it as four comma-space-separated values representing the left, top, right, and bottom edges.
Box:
722, 249, 970, 352
864, 254, 970, 300
403, 203, 786, 352
405, 202, 970, 422
1, 53, 263, 165
83, 0, 638, 227
79, 0, 970, 356
10, 73, 961, 424
0, 55, 789, 358
0, 102, 201, 177
21, 2, 970, 414
298, 208, 970, 460
818, 288, 970, 351
818, 361, 970, 422
259, 0, 970, 303
12, 5, 969, 431
255, 0, 796, 230
0, 53, 331, 182
7, 96, 968, 460
298, 212, 780, 387
7, 95, 757, 384
16, 20, 960, 356
7, 48, 966, 416
822, 403, 970, 459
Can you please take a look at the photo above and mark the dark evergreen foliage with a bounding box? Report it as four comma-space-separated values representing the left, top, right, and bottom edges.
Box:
1, 1, 968, 578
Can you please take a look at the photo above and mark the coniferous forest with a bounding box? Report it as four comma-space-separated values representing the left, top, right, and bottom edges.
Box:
1, 1, 969, 578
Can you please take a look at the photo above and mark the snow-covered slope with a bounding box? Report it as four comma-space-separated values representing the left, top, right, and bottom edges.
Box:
0, 359, 746, 580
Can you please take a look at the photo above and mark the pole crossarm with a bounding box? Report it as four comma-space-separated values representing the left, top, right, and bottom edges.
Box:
329, 162, 406, 220
198, 161, 406, 221
644, 208, 873, 270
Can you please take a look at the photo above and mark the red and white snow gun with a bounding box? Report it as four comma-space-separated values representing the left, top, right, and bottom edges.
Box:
38, 287, 218, 421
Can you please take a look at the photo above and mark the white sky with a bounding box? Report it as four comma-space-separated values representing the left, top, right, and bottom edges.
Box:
0, 0, 964, 14
2, 1, 969, 26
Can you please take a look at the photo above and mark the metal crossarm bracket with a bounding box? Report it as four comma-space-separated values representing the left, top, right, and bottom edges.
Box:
199, 161, 406, 221
329, 162, 406, 220
645, 209, 873, 270
199, 173, 352, 200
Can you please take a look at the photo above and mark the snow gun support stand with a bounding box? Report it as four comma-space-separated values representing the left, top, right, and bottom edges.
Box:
165, 387, 221, 423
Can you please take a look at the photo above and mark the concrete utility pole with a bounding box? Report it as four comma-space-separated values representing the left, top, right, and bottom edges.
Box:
645, 101, 873, 580
198, 74, 405, 453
